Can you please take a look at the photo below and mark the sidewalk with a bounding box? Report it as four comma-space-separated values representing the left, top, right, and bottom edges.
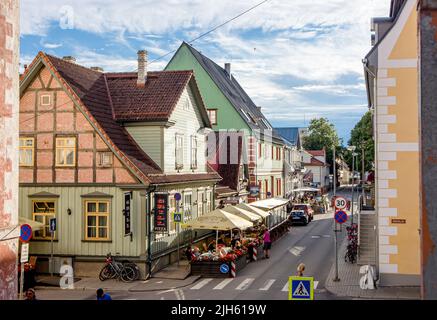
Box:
325, 235, 420, 300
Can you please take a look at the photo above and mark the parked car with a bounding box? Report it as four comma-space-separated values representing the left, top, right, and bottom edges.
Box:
292, 204, 314, 221
289, 210, 310, 226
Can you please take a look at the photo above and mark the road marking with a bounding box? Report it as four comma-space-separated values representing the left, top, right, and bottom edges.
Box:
190, 278, 213, 290
311, 235, 321, 239
175, 289, 185, 300
289, 246, 305, 256
236, 278, 254, 290
259, 279, 276, 291
322, 235, 331, 238
213, 278, 234, 290
281, 281, 289, 292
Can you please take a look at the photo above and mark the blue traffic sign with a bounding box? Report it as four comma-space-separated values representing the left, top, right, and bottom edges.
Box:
20, 224, 33, 243
289, 277, 314, 300
174, 193, 182, 201
173, 212, 183, 223
49, 218, 57, 232
335, 210, 348, 224
220, 264, 230, 274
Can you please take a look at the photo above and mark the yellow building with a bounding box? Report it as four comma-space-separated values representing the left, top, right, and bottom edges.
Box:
364, 0, 420, 286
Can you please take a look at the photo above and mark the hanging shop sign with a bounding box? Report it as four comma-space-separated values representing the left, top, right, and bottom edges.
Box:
124, 192, 132, 236
154, 193, 169, 232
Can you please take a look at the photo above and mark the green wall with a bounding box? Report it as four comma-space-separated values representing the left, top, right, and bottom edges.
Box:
165, 44, 250, 132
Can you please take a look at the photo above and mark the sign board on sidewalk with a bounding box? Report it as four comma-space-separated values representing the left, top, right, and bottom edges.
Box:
20, 224, 32, 243
124, 192, 132, 236
21, 243, 29, 263
49, 218, 57, 232
335, 210, 348, 224
289, 276, 314, 300
334, 196, 347, 210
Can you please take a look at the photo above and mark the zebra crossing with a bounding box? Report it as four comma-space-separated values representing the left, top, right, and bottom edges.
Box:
188, 277, 319, 293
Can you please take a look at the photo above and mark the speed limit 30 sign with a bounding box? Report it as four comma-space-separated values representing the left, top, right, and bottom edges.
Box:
334, 197, 347, 210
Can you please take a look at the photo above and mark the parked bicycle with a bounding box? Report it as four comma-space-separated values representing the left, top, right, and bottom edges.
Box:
99, 253, 140, 282
345, 223, 358, 264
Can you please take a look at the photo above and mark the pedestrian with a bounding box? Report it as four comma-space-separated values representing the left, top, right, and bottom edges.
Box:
24, 288, 37, 301
297, 263, 305, 277
262, 227, 271, 259
96, 288, 112, 301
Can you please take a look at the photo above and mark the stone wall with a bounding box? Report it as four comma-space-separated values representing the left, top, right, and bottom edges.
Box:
0, 0, 19, 300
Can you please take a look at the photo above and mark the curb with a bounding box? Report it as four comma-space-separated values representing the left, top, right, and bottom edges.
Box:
128, 275, 202, 292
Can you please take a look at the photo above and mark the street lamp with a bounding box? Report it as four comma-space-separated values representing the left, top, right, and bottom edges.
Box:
347, 146, 357, 225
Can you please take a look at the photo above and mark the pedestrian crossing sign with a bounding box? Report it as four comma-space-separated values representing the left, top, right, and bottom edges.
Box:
289, 276, 314, 300
173, 212, 183, 224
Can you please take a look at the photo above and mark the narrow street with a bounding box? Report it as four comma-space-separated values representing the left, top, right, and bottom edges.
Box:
37, 189, 356, 301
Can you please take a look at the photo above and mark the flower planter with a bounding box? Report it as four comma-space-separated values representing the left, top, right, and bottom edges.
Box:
190, 254, 247, 278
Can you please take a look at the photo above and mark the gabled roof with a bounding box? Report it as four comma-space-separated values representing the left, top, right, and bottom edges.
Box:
174, 42, 283, 144
275, 127, 306, 147
20, 52, 221, 185
307, 150, 325, 157
303, 157, 325, 167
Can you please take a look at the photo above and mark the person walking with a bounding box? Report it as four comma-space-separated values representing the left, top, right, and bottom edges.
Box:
262, 227, 272, 259
96, 288, 112, 301
297, 263, 306, 277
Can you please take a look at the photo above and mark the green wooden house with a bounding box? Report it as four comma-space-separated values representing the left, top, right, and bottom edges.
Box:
166, 42, 287, 202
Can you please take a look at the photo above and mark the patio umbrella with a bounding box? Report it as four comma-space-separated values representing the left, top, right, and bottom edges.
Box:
182, 209, 253, 252
19, 217, 44, 231
222, 205, 262, 222
236, 203, 270, 218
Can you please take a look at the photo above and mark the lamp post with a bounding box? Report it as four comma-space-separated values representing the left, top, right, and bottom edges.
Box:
347, 146, 357, 225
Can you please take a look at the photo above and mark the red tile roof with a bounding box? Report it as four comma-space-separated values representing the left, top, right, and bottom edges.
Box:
27, 53, 221, 184
106, 71, 194, 122
304, 157, 325, 167
307, 150, 325, 157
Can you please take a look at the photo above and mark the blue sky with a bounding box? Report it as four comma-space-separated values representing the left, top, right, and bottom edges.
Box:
20, 0, 391, 144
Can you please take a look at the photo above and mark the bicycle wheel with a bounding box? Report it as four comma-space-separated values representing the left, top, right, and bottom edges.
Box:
120, 265, 136, 282
123, 262, 140, 280
99, 265, 113, 281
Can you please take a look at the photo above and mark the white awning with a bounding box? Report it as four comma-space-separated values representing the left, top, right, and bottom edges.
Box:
236, 203, 270, 218
222, 205, 263, 222
250, 198, 290, 210
292, 187, 321, 193
181, 209, 253, 231
19, 217, 44, 231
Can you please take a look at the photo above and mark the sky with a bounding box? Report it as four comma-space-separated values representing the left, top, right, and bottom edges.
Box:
20, 0, 391, 144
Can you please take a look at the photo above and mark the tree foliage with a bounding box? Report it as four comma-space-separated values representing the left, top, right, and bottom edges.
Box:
302, 117, 340, 171
344, 111, 375, 172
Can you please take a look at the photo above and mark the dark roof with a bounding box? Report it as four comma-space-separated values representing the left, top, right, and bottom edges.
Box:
275, 127, 303, 146
106, 71, 193, 122
46, 54, 162, 177
181, 42, 283, 143
29, 53, 221, 184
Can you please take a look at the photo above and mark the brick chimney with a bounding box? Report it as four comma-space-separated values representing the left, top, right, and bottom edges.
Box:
225, 63, 231, 79
137, 50, 147, 87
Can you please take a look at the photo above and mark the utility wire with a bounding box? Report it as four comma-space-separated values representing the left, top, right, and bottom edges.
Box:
142, 0, 271, 67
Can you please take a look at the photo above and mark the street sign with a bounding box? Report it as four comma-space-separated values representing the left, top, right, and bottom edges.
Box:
49, 218, 57, 232
335, 210, 348, 224
173, 212, 183, 224
334, 196, 347, 210
174, 193, 182, 201
289, 276, 314, 300
20, 243, 29, 263
20, 224, 32, 243
220, 264, 230, 274
124, 192, 132, 236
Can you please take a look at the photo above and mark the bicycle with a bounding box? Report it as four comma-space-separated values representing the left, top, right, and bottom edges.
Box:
99, 253, 138, 282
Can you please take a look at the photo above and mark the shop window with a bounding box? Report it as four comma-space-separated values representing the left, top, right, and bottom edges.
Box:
19, 137, 34, 167
85, 200, 110, 241
56, 137, 76, 167
32, 200, 56, 240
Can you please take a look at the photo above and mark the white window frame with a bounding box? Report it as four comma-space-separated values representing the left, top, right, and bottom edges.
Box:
175, 134, 184, 170
183, 192, 193, 222
40, 94, 51, 106
191, 136, 198, 169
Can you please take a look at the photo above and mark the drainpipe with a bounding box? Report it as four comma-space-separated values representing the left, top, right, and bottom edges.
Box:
146, 185, 157, 279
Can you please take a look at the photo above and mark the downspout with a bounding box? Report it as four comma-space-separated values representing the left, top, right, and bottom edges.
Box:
146, 185, 157, 279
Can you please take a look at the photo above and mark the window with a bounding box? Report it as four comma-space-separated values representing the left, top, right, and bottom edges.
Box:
206, 191, 212, 212
19, 137, 34, 166
277, 178, 282, 196
198, 191, 204, 216
32, 200, 56, 240
97, 152, 113, 167
85, 200, 110, 240
258, 143, 262, 158
191, 136, 198, 169
183, 97, 190, 110
207, 109, 217, 125
240, 109, 251, 122
264, 180, 269, 198
183, 193, 192, 222
56, 137, 76, 167
175, 134, 184, 170
272, 146, 274, 160
40, 94, 51, 106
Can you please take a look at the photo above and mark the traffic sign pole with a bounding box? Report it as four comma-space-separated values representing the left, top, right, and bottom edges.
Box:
175, 193, 182, 267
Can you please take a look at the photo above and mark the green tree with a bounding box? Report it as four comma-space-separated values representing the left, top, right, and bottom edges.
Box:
345, 111, 375, 172
302, 117, 340, 171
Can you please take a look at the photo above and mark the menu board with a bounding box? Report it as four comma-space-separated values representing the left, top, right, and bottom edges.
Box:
154, 193, 168, 232
124, 192, 132, 236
